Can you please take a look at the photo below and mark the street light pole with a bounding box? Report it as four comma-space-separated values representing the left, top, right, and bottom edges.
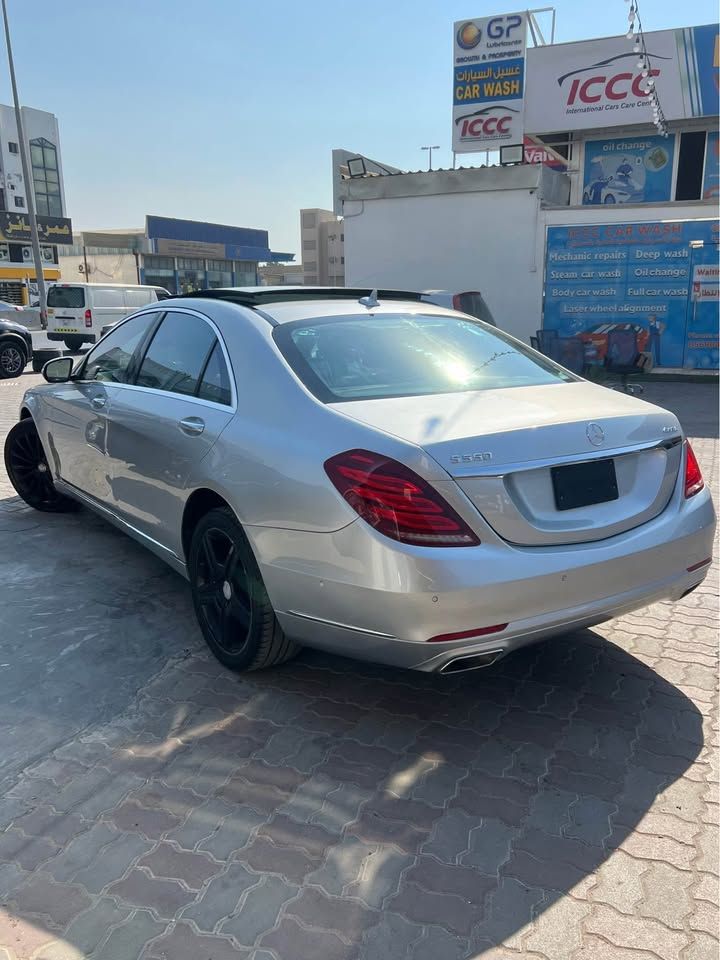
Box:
1, 0, 47, 326
421, 145, 440, 171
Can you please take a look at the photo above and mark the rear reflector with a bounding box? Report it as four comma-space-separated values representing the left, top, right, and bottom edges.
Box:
324, 449, 480, 547
428, 624, 508, 643
687, 557, 712, 573
684, 441, 704, 498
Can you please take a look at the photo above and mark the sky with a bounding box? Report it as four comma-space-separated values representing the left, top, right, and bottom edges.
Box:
2, 0, 717, 257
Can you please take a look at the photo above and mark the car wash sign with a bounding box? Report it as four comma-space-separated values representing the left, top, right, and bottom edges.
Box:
453, 12, 528, 153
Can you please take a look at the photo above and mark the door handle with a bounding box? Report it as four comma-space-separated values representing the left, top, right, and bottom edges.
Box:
179, 416, 205, 436
91, 396, 107, 409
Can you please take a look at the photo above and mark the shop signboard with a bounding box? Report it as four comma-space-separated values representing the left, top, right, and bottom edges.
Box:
582, 135, 675, 205
525, 23, 718, 132
543, 219, 719, 370
452, 12, 527, 153
0, 213, 73, 245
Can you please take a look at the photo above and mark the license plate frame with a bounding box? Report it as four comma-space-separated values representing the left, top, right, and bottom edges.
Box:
551, 458, 619, 512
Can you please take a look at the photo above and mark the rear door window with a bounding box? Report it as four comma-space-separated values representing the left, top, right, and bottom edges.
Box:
136, 311, 216, 397
47, 286, 85, 309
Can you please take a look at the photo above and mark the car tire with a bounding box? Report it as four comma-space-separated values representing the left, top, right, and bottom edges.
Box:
63, 336, 85, 351
0, 338, 27, 378
189, 506, 299, 672
604, 195, 616, 204
4, 418, 79, 512
32, 348, 62, 373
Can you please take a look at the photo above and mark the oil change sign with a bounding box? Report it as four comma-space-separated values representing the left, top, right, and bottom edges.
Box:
582, 135, 675, 206
453, 12, 527, 153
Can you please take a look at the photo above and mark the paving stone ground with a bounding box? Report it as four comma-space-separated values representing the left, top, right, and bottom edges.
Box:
0, 370, 717, 960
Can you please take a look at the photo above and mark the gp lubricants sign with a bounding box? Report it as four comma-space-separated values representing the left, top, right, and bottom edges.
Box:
452, 13, 528, 153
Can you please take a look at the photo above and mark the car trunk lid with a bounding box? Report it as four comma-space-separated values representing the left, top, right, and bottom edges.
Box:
333, 381, 683, 545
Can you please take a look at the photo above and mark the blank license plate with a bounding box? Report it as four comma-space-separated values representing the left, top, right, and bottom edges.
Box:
551, 458, 619, 511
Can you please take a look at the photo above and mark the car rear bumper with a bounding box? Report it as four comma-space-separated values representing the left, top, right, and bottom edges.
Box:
251, 485, 715, 673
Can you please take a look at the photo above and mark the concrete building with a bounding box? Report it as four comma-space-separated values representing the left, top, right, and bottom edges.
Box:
259, 262, 305, 285
336, 22, 719, 372
300, 208, 344, 285
59, 216, 293, 293
0, 104, 72, 303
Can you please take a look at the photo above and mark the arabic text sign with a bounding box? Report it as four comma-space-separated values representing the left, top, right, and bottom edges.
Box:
0, 213, 73, 245
582, 135, 675, 206
543, 219, 719, 370
452, 12, 527, 153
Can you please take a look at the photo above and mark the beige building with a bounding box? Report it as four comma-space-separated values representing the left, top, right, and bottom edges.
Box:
259, 262, 305, 286
300, 208, 344, 286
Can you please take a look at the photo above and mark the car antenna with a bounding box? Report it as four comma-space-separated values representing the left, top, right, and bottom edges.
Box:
358, 289, 379, 308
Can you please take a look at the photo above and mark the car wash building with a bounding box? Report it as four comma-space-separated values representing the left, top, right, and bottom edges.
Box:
336, 16, 719, 372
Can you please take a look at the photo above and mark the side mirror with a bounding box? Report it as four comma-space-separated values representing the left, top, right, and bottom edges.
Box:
43, 356, 74, 383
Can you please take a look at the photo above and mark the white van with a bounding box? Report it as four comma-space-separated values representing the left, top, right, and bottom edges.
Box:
46, 283, 171, 349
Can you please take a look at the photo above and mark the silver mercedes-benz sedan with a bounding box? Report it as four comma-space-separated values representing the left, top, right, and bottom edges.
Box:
5, 287, 715, 674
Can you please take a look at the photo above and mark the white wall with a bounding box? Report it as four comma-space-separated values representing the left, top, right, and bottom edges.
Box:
58, 251, 137, 284
344, 188, 542, 342
343, 179, 715, 344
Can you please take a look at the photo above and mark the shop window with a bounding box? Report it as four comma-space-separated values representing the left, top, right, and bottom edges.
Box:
675, 131, 707, 201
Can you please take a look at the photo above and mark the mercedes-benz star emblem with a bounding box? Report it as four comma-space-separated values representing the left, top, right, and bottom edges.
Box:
586, 422, 605, 446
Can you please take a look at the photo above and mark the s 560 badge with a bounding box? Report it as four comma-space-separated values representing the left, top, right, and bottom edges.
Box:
450, 452, 493, 464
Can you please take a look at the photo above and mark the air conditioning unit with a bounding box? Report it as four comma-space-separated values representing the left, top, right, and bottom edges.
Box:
0, 244, 9, 261
22, 246, 32, 262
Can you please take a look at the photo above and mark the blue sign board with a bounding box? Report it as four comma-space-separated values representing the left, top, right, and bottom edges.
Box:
453, 58, 525, 105
543, 220, 719, 370
582, 136, 675, 206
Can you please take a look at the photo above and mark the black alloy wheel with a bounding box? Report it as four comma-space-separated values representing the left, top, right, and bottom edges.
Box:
0, 340, 26, 378
189, 507, 298, 671
4, 419, 78, 512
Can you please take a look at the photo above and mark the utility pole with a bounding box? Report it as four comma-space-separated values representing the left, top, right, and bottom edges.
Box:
421, 145, 440, 171
1, 0, 47, 326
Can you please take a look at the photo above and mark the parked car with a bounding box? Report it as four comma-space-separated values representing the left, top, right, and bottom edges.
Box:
0, 316, 32, 378
45, 283, 172, 350
0, 299, 24, 319
5, 287, 715, 675
421, 290, 496, 326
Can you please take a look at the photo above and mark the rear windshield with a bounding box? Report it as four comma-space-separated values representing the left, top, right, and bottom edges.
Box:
47, 286, 85, 308
274, 313, 575, 402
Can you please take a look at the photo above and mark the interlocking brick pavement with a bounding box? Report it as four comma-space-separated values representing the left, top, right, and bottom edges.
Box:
0, 371, 717, 959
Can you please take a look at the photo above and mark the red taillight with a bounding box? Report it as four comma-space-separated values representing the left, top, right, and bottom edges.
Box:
428, 624, 508, 643
684, 441, 704, 498
84, 309, 92, 328
324, 449, 480, 547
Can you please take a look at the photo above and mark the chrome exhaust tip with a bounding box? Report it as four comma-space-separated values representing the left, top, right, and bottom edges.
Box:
439, 650, 504, 675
